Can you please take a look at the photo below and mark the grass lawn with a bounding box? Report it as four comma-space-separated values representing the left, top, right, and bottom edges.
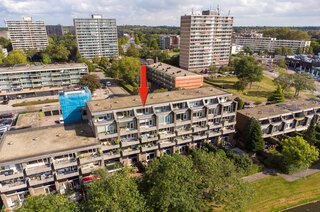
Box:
12, 99, 58, 107
206, 76, 276, 103
245, 173, 320, 212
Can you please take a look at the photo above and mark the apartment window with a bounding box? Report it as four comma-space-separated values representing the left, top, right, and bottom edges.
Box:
193, 110, 205, 118
223, 105, 233, 113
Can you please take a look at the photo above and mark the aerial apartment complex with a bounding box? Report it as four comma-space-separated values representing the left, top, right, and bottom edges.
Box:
159, 35, 180, 50
147, 62, 204, 89
236, 100, 320, 138
233, 32, 311, 53
6, 17, 48, 51
180, 9, 233, 70
74, 14, 118, 59
0, 87, 237, 208
0, 63, 88, 99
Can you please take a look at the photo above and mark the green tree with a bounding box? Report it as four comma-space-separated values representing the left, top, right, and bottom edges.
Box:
143, 154, 203, 211
149, 39, 159, 50
208, 64, 218, 78
0, 50, 4, 65
135, 35, 141, 45
303, 116, 318, 145
16, 194, 76, 212
126, 43, 140, 57
234, 56, 263, 88
235, 80, 249, 92
297, 47, 303, 54
41, 53, 52, 64
46, 44, 70, 62
281, 136, 319, 174
244, 117, 265, 152
92, 55, 101, 64
78, 57, 96, 72
85, 169, 148, 212
244, 47, 253, 55
4, 50, 28, 65
191, 150, 253, 211
292, 73, 315, 96
235, 97, 245, 110
0, 37, 12, 51
274, 73, 293, 92
262, 28, 311, 40
109, 56, 140, 85
79, 74, 101, 92
277, 59, 287, 69
99, 57, 110, 69
287, 48, 294, 55
267, 84, 285, 103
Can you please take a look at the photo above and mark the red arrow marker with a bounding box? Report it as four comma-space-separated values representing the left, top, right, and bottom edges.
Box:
138, 65, 149, 106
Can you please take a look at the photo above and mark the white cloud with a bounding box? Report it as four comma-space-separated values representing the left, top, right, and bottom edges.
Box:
0, 0, 319, 26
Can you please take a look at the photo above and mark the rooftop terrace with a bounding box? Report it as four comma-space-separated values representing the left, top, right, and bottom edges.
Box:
0, 123, 98, 164
238, 100, 320, 119
147, 62, 198, 77
88, 87, 229, 113
0, 63, 87, 74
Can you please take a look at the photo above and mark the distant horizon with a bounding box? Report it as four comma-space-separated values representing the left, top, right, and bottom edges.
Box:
0, 0, 319, 27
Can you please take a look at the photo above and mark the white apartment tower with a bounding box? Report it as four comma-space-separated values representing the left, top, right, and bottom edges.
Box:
74, 14, 118, 59
6, 17, 48, 51
180, 10, 233, 70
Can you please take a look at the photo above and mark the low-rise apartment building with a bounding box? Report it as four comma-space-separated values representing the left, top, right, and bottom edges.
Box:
0, 124, 99, 209
233, 32, 311, 53
147, 62, 204, 89
0, 63, 88, 99
87, 87, 237, 166
236, 100, 320, 138
159, 35, 180, 50
0, 87, 237, 209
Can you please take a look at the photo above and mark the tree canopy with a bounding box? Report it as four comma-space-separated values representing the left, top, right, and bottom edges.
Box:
126, 43, 140, 57
267, 84, 285, 103
85, 169, 148, 212
244, 117, 265, 152
16, 194, 77, 212
79, 74, 101, 92
143, 154, 203, 211
291, 73, 315, 96
233, 56, 263, 88
4, 50, 28, 65
108, 56, 140, 85
262, 28, 311, 40
281, 136, 319, 174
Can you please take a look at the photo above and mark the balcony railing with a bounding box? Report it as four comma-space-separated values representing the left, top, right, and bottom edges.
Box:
25, 165, 52, 176
28, 175, 54, 186
55, 171, 79, 180
0, 170, 24, 181
159, 132, 176, 139
121, 148, 140, 157
53, 159, 77, 169
159, 140, 175, 148
79, 155, 102, 164
0, 181, 27, 192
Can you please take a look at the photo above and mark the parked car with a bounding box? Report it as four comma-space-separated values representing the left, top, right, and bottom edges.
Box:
0, 119, 12, 125
106, 81, 112, 86
0, 113, 13, 119
1, 100, 9, 105
59, 117, 64, 124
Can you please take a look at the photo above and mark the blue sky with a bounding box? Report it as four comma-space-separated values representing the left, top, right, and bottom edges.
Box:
0, 0, 319, 27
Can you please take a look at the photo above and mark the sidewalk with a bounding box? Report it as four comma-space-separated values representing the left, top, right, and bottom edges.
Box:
243, 165, 320, 183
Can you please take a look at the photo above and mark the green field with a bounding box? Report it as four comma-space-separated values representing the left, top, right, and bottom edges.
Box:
206, 76, 276, 103
245, 173, 320, 212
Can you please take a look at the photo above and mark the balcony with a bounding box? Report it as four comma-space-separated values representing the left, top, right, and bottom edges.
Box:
192, 134, 207, 141
223, 121, 236, 127
25, 165, 52, 176
121, 139, 140, 147
55, 171, 79, 180
159, 140, 176, 148
192, 125, 208, 133
192, 116, 207, 122
175, 136, 192, 145
119, 128, 138, 135
121, 148, 140, 157
98, 132, 118, 140
175, 119, 191, 126
103, 150, 121, 160
158, 123, 175, 129
208, 130, 221, 138
222, 127, 235, 134
141, 145, 159, 152
53, 159, 78, 169
0, 181, 27, 192
80, 165, 101, 175
208, 122, 223, 129
0, 170, 24, 181
139, 125, 157, 133
140, 135, 158, 143
28, 175, 54, 186
159, 131, 176, 139
79, 155, 102, 164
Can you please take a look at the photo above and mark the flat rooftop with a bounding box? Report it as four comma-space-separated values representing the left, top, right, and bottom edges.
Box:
0, 123, 98, 163
238, 100, 320, 119
147, 62, 199, 77
88, 87, 229, 113
0, 63, 87, 74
